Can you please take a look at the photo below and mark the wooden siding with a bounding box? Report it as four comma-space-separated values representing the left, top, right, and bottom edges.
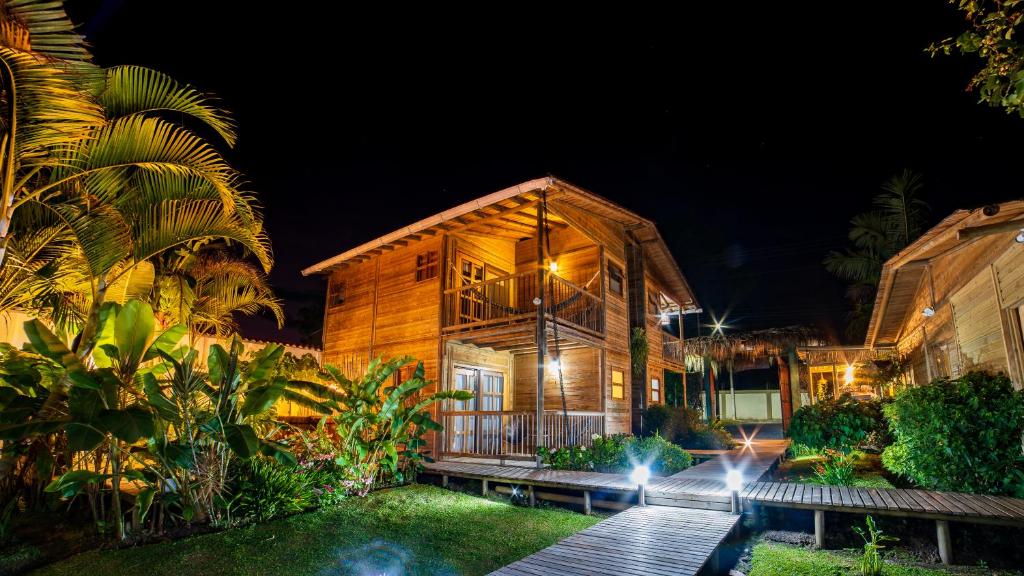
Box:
951, 269, 1007, 375
513, 347, 602, 412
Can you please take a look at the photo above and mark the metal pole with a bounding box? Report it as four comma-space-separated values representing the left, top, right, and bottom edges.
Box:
729, 360, 736, 420
535, 197, 547, 468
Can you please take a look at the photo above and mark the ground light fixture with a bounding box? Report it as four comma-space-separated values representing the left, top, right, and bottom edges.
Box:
631, 465, 650, 506
726, 469, 743, 515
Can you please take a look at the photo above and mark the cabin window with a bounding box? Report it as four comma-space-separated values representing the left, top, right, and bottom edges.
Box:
608, 263, 624, 296
651, 378, 661, 403
328, 280, 346, 307
416, 250, 439, 282
611, 369, 625, 399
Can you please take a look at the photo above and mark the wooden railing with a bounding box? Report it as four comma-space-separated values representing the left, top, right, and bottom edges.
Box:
663, 334, 685, 364
440, 410, 605, 458
442, 270, 603, 335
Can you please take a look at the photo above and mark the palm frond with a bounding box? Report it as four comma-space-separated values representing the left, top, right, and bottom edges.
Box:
2, 0, 92, 61
99, 66, 236, 146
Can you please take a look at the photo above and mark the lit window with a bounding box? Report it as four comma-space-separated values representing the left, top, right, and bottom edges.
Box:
611, 369, 625, 399
608, 263, 624, 296
416, 250, 439, 282
329, 280, 346, 307
651, 378, 660, 403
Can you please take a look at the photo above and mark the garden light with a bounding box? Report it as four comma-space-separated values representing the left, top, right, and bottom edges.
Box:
726, 469, 743, 515
631, 465, 650, 506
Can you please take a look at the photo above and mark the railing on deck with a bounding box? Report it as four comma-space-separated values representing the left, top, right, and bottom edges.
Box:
442, 271, 603, 334
440, 410, 605, 458
663, 335, 685, 364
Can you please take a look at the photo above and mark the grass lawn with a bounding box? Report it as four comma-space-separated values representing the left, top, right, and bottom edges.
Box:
776, 453, 896, 489
29, 484, 600, 576
749, 543, 1022, 576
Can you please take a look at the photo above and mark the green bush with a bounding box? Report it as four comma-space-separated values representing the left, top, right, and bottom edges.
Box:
539, 433, 693, 475
789, 395, 887, 453
882, 371, 1024, 496
641, 405, 736, 450
230, 458, 312, 523
812, 449, 860, 486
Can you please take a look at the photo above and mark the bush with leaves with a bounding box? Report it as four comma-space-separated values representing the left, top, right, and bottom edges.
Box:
229, 457, 311, 523
812, 449, 860, 486
882, 372, 1024, 496
642, 404, 735, 450
540, 433, 693, 475
788, 395, 887, 454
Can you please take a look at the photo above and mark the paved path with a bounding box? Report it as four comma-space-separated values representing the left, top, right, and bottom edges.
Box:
489, 505, 740, 576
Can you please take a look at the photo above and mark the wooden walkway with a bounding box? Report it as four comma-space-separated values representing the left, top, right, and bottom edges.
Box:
743, 481, 1024, 525
424, 439, 790, 512
489, 505, 740, 576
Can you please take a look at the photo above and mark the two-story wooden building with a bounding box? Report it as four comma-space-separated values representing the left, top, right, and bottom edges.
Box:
302, 177, 699, 460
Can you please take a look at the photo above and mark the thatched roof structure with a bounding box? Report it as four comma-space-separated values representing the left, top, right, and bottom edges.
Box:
683, 325, 823, 364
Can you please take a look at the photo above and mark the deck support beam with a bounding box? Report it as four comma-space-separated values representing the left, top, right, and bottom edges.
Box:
583, 490, 592, 515
814, 510, 825, 548
936, 520, 952, 565
442, 475, 448, 488
482, 479, 489, 497
529, 485, 535, 507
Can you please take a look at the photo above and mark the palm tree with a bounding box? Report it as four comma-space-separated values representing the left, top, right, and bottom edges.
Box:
825, 170, 929, 342
0, 2, 273, 351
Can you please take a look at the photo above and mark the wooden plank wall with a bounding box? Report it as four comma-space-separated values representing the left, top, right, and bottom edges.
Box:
513, 347, 601, 412
951, 269, 1007, 375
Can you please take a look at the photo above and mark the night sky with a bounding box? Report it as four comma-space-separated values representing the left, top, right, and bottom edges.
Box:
67, 2, 1022, 345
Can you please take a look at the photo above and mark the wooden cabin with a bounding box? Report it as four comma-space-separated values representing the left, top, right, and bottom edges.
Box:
865, 200, 1024, 388
302, 177, 700, 460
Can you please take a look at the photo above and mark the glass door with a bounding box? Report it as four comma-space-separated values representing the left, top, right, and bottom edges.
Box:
448, 368, 478, 453
479, 371, 504, 453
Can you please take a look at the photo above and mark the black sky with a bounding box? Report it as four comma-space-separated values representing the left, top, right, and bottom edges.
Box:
66, 2, 1023, 345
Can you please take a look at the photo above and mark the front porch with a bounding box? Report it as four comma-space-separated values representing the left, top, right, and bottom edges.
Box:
440, 409, 605, 459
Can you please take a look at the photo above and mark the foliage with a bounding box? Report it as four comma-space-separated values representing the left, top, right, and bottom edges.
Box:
642, 404, 736, 449
539, 433, 693, 475
824, 170, 928, 341
812, 449, 861, 486
749, 542, 961, 576
31, 484, 602, 576
929, 1, 1024, 117
630, 327, 648, 378
788, 395, 888, 453
852, 515, 899, 576
315, 357, 472, 488
882, 371, 1024, 496
229, 458, 311, 524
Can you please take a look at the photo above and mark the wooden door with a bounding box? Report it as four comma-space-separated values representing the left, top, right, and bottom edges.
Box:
458, 254, 485, 324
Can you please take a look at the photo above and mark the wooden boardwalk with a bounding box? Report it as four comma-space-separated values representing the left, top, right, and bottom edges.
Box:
489, 505, 740, 576
743, 481, 1024, 526
424, 439, 790, 511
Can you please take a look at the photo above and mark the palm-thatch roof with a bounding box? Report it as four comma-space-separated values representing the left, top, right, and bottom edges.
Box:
683, 325, 823, 364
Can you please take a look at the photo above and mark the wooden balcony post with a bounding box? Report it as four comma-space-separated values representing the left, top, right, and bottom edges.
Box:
535, 197, 547, 468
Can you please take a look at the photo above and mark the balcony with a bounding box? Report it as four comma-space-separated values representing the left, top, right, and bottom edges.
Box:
442, 270, 603, 338
663, 333, 685, 365
440, 410, 605, 458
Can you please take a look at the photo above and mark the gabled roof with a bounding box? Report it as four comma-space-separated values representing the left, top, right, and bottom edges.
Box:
302, 176, 699, 310
864, 199, 1024, 348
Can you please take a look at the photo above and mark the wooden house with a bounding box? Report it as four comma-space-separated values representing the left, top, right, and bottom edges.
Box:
302, 177, 700, 460
865, 200, 1024, 388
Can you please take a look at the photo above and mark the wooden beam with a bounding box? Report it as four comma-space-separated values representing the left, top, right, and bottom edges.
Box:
448, 199, 541, 233
958, 218, 1024, 241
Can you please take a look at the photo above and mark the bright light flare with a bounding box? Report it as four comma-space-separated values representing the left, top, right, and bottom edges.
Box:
630, 465, 651, 486
548, 261, 558, 273
844, 364, 855, 385
725, 469, 743, 492
547, 358, 561, 373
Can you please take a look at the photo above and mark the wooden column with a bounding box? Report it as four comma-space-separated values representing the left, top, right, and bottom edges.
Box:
936, 520, 952, 565
788, 346, 802, 413
778, 355, 793, 432
535, 200, 547, 467
729, 359, 736, 420
482, 479, 489, 496
814, 510, 825, 548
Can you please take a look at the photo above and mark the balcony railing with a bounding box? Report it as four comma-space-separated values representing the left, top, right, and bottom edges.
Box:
442, 270, 603, 335
663, 335, 685, 364
440, 410, 605, 458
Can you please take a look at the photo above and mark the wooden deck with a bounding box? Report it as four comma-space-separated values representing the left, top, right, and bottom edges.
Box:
743, 481, 1024, 526
489, 505, 740, 576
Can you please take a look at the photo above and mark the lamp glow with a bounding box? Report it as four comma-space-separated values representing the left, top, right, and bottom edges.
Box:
547, 358, 561, 374
922, 306, 935, 317
844, 364, 855, 386
548, 261, 558, 273
1016, 229, 1024, 244
725, 469, 743, 492
659, 312, 670, 325
630, 465, 651, 486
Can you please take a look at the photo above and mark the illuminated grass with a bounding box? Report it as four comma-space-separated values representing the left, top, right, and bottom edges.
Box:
750, 543, 1020, 576
30, 484, 601, 576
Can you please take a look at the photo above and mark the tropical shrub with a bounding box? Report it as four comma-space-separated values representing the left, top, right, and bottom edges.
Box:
852, 515, 898, 576
812, 449, 860, 486
788, 395, 887, 453
642, 404, 735, 450
229, 458, 311, 523
540, 433, 693, 475
882, 372, 1024, 496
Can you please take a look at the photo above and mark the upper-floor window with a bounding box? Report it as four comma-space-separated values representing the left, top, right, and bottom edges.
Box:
608, 263, 624, 296
651, 378, 661, 403
416, 250, 439, 282
611, 369, 625, 399
329, 280, 346, 307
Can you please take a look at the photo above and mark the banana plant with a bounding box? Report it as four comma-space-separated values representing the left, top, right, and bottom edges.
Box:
321, 357, 472, 489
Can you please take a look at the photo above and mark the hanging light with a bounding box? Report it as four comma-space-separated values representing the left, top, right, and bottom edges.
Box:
660, 311, 670, 325
548, 261, 558, 273
547, 357, 561, 373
